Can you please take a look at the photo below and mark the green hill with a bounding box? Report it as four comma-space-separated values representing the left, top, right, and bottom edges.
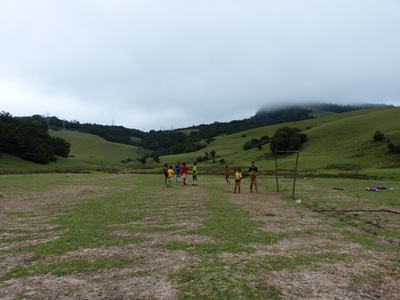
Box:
50, 130, 147, 162
0, 130, 148, 173
160, 108, 400, 179
1, 107, 399, 179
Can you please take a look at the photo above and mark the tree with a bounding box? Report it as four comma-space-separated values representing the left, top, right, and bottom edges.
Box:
50, 136, 71, 158
260, 135, 270, 144
0, 112, 71, 164
270, 127, 307, 152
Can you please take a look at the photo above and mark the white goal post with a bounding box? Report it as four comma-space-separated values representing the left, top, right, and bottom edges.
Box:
274, 150, 300, 200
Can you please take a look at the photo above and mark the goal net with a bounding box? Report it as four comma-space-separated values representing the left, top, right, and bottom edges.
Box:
274, 150, 300, 200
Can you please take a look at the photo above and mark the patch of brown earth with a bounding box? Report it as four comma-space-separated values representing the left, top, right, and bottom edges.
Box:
1, 244, 197, 300
268, 259, 400, 300
223, 190, 400, 299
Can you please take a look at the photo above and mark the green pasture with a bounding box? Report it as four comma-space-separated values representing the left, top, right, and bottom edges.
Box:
1, 107, 399, 181
0, 173, 398, 299
50, 130, 147, 163
162, 108, 400, 179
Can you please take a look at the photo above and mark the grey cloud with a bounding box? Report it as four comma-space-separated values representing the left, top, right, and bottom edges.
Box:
1, 0, 399, 131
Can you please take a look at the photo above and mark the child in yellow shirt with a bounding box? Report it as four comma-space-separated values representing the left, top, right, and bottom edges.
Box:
167, 166, 174, 187
234, 168, 242, 193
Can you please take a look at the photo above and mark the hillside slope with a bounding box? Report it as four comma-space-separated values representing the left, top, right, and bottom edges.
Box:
0, 130, 148, 173
161, 108, 400, 179
1, 108, 399, 178
50, 130, 147, 163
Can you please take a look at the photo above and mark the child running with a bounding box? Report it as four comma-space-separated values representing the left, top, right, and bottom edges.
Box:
167, 166, 174, 187
234, 168, 242, 193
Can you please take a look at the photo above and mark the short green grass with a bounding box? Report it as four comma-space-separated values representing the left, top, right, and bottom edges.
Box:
1, 173, 398, 299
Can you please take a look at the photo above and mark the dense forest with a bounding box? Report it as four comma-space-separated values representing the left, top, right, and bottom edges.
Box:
8, 103, 394, 158
0, 112, 71, 164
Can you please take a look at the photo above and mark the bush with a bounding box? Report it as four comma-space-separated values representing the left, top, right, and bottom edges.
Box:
373, 131, 385, 141
137, 156, 146, 164
243, 142, 252, 150
243, 137, 268, 150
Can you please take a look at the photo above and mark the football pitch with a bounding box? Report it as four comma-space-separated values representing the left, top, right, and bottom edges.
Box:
0, 173, 399, 299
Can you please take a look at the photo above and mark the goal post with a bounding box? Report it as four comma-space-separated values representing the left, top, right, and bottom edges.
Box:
274, 150, 300, 200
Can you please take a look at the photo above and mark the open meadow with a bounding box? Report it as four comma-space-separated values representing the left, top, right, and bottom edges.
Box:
1, 173, 399, 299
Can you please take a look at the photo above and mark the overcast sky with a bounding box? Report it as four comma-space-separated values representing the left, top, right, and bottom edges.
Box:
1, 0, 399, 131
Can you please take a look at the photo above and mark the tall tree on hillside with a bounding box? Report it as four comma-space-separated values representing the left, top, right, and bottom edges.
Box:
270, 127, 307, 152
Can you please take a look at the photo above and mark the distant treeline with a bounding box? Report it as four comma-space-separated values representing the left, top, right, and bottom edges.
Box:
23, 103, 394, 157
0, 112, 71, 164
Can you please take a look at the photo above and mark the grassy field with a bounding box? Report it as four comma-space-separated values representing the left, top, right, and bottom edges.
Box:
0, 173, 398, 299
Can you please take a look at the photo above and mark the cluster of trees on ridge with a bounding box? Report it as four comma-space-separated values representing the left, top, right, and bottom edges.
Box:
0, 112, 71, 164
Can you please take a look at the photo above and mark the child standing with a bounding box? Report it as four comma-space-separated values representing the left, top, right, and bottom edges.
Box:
181, 162, 189, 185
167, 166, 174, 187
175, 161, 181, 182
225, 165, 231, 184
248, 161, 259, 192
192, 162, 198, 185
234, 168, 242, 193
164, 163, 169, 185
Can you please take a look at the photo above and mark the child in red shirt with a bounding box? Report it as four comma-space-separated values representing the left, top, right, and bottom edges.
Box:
180, 162, 189, 185
225, 165, 231, 185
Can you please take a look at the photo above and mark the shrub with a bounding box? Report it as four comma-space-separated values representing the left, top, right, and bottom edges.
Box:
243, 137, 268, 150
373, 131, 385, 141
243, 142, 252, 150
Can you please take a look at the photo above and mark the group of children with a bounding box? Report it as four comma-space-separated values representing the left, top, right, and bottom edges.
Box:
164, 161, 198, 187
226, 161, 259, 193
164, 160, 259, 193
